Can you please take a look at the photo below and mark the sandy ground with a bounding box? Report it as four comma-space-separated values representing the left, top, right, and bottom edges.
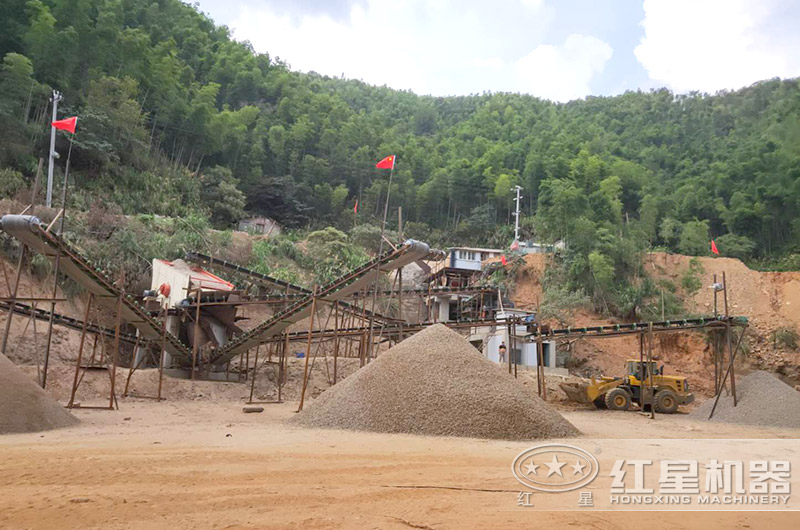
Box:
1, 398, 799, 530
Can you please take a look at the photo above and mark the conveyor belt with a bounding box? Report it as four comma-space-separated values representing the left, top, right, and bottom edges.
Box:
0, 215, 191, 360
185, 251, 401, 325
210, 240, 433, 364
0, 301, 139, 344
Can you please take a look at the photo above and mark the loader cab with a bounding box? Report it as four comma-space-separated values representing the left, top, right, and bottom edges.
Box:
625, 360, 660, 379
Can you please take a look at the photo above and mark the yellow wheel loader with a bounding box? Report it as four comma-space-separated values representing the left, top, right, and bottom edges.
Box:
560, 360, 694, 413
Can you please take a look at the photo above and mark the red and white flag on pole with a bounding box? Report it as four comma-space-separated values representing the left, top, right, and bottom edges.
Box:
353, 200, 358, 214
711, 240, 719, 255
376, 154, 396, 169
52, 116, 78, 134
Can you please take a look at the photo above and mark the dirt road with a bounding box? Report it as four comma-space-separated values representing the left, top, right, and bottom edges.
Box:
1, 401, 799, 529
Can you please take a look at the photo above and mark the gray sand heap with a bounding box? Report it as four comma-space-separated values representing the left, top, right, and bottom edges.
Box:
0, 353, 78, 434
292, 324, 579, 440
691, 370, 800, 429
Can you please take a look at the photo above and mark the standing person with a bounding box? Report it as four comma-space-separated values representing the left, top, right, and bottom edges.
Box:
498, 341, 507, 363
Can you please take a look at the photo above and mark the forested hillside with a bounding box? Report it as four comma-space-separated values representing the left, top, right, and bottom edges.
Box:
2, 0, 800, 268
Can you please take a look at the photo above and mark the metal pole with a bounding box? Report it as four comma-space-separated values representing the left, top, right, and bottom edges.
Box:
708, 323, 748, 419
639, 332, 645, 410
41, 250, 62, 389
647, 322, 655, 419
248, 343, 260, 403
722, 271, 737, 406
367, 163, 395, 360
46, 90, 62, 208
297, 286, 318, 411
333, 301, 340, 384
512, 185, 523, 242
122, 335, 142, 396
191, 286, 201, 380
157, 305, 167, 401
110, 289, 123, 409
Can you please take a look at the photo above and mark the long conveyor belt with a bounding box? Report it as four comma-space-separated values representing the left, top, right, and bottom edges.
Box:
185, 251, 401, 325
0, 301, 139, 344
209, 240, 433, 364
2, 214, 435, 367
0, 215, 191, 360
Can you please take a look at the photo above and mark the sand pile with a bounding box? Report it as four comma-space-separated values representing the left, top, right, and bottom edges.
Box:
292, 324, 579, 440
0, 353, 78, 434
691, 371, 800, 429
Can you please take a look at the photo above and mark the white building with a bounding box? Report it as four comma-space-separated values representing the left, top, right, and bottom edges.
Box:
238, 216, 281, 236
468, 310, 562, 372
447, 247, 503, 271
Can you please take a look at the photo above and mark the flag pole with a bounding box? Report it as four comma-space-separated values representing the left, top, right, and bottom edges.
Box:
366, 158, 395, 361
42, 129, 75, 388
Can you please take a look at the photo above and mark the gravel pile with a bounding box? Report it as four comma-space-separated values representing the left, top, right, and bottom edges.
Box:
292, 324, 579, 440
691, 370, 800, 429
0, 353, 78, 434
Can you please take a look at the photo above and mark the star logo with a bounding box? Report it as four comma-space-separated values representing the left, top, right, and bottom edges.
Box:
571, 460, 586, 475
524, 459, 539, 476
544, 455, 566, 477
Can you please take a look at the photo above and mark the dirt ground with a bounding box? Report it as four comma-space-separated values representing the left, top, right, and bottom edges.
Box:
1, 395, 799, 530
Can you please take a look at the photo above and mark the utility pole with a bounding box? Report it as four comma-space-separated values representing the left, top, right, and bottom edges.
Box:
46, 90, 63, 208
511, 185, 523, 242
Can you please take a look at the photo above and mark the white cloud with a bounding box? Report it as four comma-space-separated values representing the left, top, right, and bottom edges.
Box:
227, 0, 581, 97
635, 0, 800, 93
515, 34, 613, 101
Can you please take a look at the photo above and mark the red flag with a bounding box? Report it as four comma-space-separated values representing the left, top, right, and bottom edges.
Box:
353, 200, 358, 214
375, 154, 396, 169
52, 116, 78, 134
711, 240, 719, 255
501, 255, 507, 266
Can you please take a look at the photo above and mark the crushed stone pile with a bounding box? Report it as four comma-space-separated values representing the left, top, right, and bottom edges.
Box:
0, 353, 79, 434
691, 370, 800, 429
292, 324, 579, 440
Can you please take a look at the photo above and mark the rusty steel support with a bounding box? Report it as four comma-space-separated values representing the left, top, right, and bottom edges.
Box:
191, 286, 201, 380
109, 289, 123, 409
122, 335, 142, 397
297, 287, 318, 412
68, 293, 94, 408
333, 301, 340, 384
248, 343, 260, 404
722, 271, 737, 406
157, 305, 167, 401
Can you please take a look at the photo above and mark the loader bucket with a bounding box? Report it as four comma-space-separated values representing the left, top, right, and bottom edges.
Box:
560, 382, 592, 404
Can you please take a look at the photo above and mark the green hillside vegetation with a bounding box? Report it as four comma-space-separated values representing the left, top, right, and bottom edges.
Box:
2, 0, 800, 319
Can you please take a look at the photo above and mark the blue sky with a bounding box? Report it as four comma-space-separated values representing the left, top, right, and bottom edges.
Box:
193, 0, 800, 102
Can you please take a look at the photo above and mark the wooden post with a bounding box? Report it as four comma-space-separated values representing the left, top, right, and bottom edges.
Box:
68, 293, 93, 408
297, 287, 318, 412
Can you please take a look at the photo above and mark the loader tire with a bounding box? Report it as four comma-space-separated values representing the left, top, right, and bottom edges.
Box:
593, 396, 608, 409
655, 390, 679, 414
605, 388, 631, 411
